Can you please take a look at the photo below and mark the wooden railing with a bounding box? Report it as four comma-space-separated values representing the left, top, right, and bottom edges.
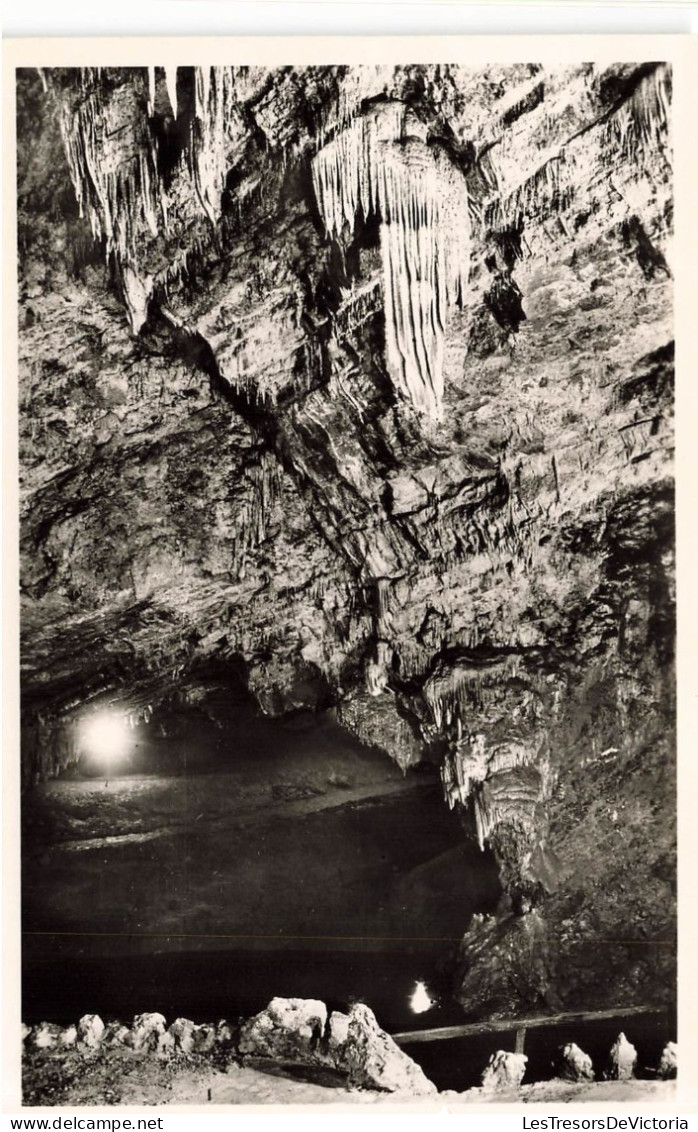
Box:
392, 1004, 669, 1055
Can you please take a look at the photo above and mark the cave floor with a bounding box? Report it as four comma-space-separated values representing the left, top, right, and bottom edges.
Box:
21, 1047, 677, 1108
163, 1066, 678, 1108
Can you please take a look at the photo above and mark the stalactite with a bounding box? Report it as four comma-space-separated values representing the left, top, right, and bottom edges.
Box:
122, 264, 154, 336
473, 788, 492, 852
318, 64, 395, 142
441, 736, 545, 849
55, 80, 166, 332
49, 66, 246, 332
487, 65, 671, 236
366, 640, 394, 696
164, 66, 179, 118
311, 103, 471, 419
376, 578, 393, 631
487, 150, 575, 233
192, 66, 241, 225
605, 63, 671, 164
333, 280, 381, 339
231, 450, 282, 573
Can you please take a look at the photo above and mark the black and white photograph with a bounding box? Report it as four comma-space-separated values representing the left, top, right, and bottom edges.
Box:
6, 37, 694, 1110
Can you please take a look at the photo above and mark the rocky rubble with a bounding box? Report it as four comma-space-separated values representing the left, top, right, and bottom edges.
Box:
239, 997, 437, 1095
22, 1005, 677, 1105
22, 999, 436, 1098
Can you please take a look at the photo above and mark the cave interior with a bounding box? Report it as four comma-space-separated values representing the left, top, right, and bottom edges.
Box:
16, 59, 676, 1088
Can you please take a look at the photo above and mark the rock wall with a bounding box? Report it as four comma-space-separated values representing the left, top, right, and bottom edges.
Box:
17, 61, 675, 1015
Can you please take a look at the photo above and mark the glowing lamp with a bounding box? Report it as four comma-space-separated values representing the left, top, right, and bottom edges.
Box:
410, 981, 433, 1015
79, 711, 131, 766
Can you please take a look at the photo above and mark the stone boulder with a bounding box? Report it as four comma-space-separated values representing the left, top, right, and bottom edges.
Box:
77, 1013, 105, 1050
336, 1003, 436, 1095
238, 997, 435, 1096
657, 1041, 677, 1080
193, 1022, 218, 1054
102, 1021, 131, 1047
169, 1017, 196, 1055
215, 1019, 235, 1046
326, 1010, 350, 1056
31, 1023, 63, 1050
481, 1050, 528, 1091
61, 1025, 77, 1047
238, 997, 327, 1061
557, 1042, 594, 1082
605, 1033, 637, 1081
21, 1023, 31, 1044
131, 1012, 167, 1053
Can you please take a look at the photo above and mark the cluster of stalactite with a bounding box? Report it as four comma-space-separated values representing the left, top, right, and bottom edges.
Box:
231, 450, 282, 577
439, 734, 550, 852
50, 68, 163, 331
445, 741, 550, 851
419, 659, 554, 850
312, 102, 471, 418
45, 66, 248, 331
48, 63, 645, 420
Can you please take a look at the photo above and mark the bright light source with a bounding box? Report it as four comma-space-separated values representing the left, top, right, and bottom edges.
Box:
79, 711, 131, 765
410, 981, 433, 1015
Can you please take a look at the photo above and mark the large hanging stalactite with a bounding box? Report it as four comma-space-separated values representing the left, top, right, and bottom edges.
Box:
311, 103, 471, 419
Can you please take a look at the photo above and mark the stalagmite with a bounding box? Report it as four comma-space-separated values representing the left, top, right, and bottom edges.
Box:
122, 264, 154, 335
311, 103, 471, 419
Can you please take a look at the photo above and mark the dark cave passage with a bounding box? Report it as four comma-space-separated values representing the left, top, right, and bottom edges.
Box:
22, 696, 502, 1032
